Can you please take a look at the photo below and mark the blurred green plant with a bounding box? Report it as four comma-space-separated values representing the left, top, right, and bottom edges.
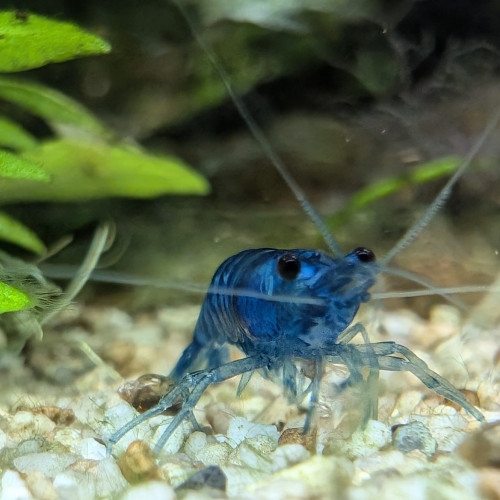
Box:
0, 10, 208, 321
326, 156, 464, 230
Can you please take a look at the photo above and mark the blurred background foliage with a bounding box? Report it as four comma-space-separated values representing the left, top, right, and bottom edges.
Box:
0, 0, 499, 313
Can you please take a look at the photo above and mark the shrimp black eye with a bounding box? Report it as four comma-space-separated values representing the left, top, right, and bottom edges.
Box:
352, 247, 376, 262
277, 253, 301, 280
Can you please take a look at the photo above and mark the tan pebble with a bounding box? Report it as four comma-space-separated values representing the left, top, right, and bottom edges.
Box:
278, 428, 316, 452
29, 406, 75, 426
25, 470, 57, 500
198, 442, 232, 467
0, 470, 34, 500
118, 440, 160, 483
119, 481, 176, 500
101, 340, 136, 374
9, 411, 56, 440
241, 477, 310, 500
228, 441, 273, 470
184, 431, 208, 460
271, 444, 310, 472
272, 455, 353, 498
158, 456, 196, 488
478, 467, 500, 500
205, 402, 234, 434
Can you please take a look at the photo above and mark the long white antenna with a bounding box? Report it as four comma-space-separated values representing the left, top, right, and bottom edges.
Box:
171, 0, 343, 257
382, 105, 500, 266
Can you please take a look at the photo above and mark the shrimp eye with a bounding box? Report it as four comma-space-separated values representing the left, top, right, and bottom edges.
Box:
352, 247, 376, 262
277, 253, 301, 280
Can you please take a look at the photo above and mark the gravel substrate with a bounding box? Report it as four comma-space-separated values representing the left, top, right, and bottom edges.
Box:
1, 303, 499, 500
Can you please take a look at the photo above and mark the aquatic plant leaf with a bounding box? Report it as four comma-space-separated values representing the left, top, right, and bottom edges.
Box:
0, 211, 46, 253
0, 77, 111, 139
0, 149, 49, 180
0, 10, 110, 72
0, 116, 37, 150
328, 156, 462, 228
0, 139, 209, 202
0, 280, 33, 313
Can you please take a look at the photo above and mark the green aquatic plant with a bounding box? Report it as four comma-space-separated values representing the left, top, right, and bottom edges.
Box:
0, 10, 207, 331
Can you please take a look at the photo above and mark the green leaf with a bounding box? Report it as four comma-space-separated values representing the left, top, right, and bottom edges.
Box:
0, 149, 49, 180
0, 280, 33, 313
0, 77, 111, 139
0, 210, 45, 253
328, 156, 462, 228
0, 139, 210, 202
0, 10, 110, 72
0, 116, 37, 150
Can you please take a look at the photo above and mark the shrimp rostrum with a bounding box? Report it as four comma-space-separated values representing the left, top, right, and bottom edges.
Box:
108, 245, 484, 454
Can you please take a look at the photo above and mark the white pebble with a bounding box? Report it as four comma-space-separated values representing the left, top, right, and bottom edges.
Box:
184, 431, 208, 459
119, 481, 175, 500
9, 412, 55, 440
53, 471, 96, 500
227, 417, 280, 446
78, 438, 107, 460
0, 470, 34, 500
229, 440, 273, 470
94, 458, 128, 497
270, 444, 310, 472
13, 452, 76, 478
333, 420, 391, 459
197, 442, 232, 467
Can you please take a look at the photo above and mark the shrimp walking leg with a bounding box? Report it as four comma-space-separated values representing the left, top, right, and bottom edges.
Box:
353, 342, 484, 421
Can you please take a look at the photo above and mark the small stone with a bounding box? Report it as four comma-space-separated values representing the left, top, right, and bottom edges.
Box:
118, 440, 160, 483
478, 467, 500, 500
0, 470, 34, 500
278, 427, 315, 452
119, 481, 175, 500
392, 421, 437, 456
158, 455, 196, 488
79, 438, 107, 460
459, 421, 500, 467
270, 444, 310, 472
411, 413, 467, 452
13, 452, 76, 478
117, 374, 181, 414
328, 420, 391, 459
69, 457, 127, 497
272, 455, 353, 498
184, 431, 208, 460
53, 470, 96, 499
228, 438, 274, 470
9, 411, 56, 440
227, 417, 280, 447
16, 406, 75, 426
24, 470, 57, 500
197, 442, 232, 467
176, 465, 227, 491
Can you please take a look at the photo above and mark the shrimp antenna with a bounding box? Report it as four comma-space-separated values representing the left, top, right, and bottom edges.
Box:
171, 0, 342, 257
381, 105, 500, 266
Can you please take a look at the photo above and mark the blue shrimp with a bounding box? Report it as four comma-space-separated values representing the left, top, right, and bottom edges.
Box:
107, 1, 494, 455
108, 245, 484, 454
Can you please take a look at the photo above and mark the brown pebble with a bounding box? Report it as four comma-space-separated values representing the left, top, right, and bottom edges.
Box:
478, 467, 500, 500
16, 405, 75, 426
118, 373, 182, 414
279, 427, 316, 452
117, 440, 160, 483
